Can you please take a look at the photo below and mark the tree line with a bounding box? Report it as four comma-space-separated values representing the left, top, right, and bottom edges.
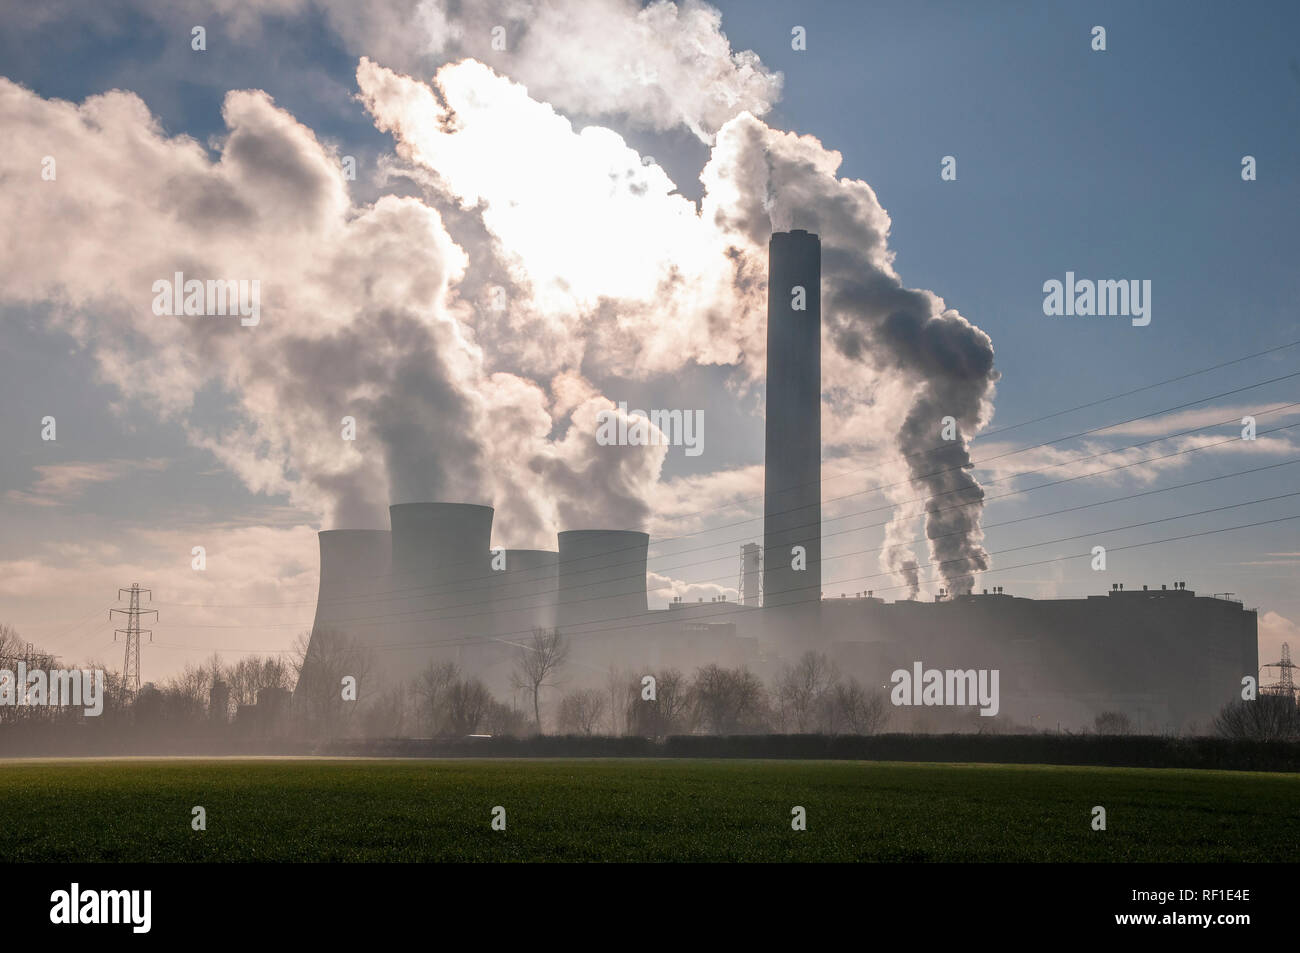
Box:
2, 622, 1296, 743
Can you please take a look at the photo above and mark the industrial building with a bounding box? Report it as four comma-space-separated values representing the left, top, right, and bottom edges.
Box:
301, 230, 1258, 733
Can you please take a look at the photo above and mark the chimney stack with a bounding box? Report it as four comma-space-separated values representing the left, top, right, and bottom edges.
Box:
763, 229, 821, 610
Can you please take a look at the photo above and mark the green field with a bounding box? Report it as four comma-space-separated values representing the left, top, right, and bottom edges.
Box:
0, 757, 1295, 862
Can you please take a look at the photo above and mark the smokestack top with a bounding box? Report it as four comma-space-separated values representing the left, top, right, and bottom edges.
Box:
389, 501, 494, 519
557, 529, 650, 542
388, 502, 494, 581
317, 529, 392, 580
317, 528, 392, 560
770, 228, 819, 244
556, 530, 649, 627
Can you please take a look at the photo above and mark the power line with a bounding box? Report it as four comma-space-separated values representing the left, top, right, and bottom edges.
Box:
154, 412, 1300, 618
151, 485, 1300, 635
179, 347, 1300, 601
27, 346, 1300, 669
142, 505, 1300, 656
972, 338, 1300, 442
361, 372, 1299, 595
301, 490, 1300, 635
317, 510, 1300, 653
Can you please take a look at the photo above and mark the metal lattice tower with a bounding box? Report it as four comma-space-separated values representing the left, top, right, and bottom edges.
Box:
1261, 642, 1297, 702
110, 584, 156, 700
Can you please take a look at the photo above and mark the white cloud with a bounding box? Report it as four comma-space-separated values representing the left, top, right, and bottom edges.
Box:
1258, 611, 1300, 679
5, 459, 169, 507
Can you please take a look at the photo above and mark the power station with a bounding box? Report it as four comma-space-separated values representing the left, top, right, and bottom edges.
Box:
301, 230, 1258, 732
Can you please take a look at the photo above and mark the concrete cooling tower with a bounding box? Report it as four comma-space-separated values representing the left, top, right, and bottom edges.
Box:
309, 529, 392, 640
490, 549, 559, 639
763, 228, 822, 611
388, 502, 495, 676
557, 530, 648, 630
557, 529, 649, 671
300, 529, 392, 697
476, 549, 560, 695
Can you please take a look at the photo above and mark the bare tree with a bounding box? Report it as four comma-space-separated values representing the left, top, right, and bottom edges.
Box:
413, 660, 460, 736
775, 651, 839, 732
511, 628, 568, 732
558, 688, 607, 735
0, 623, 25, 658
160, 662, 209, 723
627, 668, 692, 738
361, 684, 409, 738
1094, 711, 1132, 735
691, 664, 768, 734
447, 677, 491, 735
483, 699, 528, 737
291, 628, 373, 739
82, 658, 127, 719
0, 624, 57, 724
605, 665, 632, 736
228, 654, 292, 708
828, 678, 889, 735
1214, 696, 1300, 740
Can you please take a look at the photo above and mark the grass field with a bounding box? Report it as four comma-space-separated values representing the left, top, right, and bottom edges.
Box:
0, 757, 1295, 862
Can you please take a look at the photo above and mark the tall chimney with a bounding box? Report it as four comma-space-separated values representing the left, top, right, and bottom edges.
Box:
741, 542, 762, 607
763, 229, 821, 609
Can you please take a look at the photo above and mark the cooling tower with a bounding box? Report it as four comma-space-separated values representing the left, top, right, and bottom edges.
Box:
388, 503, 495, 669
763, 229, 822, 610
309, 529, 392, 638
300, 529, 391, 698
475, 549, 560, 695
557, 530, 648, 631
490, 549, 559, 639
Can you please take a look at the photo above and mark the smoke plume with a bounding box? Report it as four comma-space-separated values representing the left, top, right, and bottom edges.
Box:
700, 114, 998, 594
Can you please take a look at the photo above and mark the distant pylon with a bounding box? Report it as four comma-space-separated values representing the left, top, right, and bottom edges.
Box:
110, 584, 156, 700
1261, 642, 1297, 702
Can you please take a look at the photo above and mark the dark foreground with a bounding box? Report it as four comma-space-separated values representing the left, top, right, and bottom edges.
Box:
1, 757, 1295, 862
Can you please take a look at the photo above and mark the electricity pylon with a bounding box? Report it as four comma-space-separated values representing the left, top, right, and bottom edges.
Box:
1261, 642, 1297, 703
110, 584, 156, 701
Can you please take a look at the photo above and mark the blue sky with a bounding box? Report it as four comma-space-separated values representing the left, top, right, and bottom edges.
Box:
1, 0, 1296, 677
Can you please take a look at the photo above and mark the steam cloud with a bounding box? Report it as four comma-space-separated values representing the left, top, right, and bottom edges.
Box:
0, 0, 997, 594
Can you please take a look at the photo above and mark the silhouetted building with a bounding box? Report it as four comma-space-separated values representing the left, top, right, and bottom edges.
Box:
821, 585, 1256, 729
209, 678, 229, 724
741, 542, 761, 607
